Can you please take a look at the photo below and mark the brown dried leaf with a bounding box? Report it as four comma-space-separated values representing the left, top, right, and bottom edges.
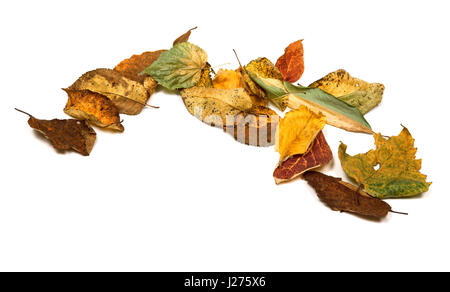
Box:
303, 171, 392, 218
63, 89, 124, 132
273, 131, 332, 184
69, 69, 149, 115
114, 50, 166, 84
16, 109, 96, 156
173, 26, 197, 46
276, 40, 304, 83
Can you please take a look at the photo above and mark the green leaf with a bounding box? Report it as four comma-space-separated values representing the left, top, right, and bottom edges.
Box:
141, 42, 207, 90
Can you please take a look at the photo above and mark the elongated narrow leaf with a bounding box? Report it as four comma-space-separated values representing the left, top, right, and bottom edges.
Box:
247, 72, 289, 110
248, 72, 372, 133
284, 82, 372, 134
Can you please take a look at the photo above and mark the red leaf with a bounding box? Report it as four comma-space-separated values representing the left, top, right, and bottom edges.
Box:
273, 131, 332, 184
275, 40, 304, 83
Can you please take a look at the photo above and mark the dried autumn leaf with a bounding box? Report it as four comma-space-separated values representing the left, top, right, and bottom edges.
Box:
63, 89, 124, 132
196, 62, 213, 88
114, 50, 166, 96
276, 40, 304, 83
285, 83, 373, 134
16, 109, 96, 156
226, 105, 279, 146
141, 42, 208, 90
303, 171, 392, 218
275, 106, 326, 161
338, 126, 431, 198
236, 67, 267, 106
69, 69, 149, 115
181, 87, 253, 111
273, 131, 332, 184
173, 26, 197, 46
114, 50, 166, 84
213, 68, 266, 107
247, 72, 372, 133
212, 69, 243, 89
309, 69, 384, 114
181, 87, 279, 146
245, 57, 284, 109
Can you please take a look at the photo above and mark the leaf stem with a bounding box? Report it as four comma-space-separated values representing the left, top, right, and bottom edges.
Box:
390, 210, 408, 215
14, 108, 32, 117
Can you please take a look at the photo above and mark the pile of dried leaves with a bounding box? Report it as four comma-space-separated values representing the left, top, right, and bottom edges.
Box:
17, 27, 431, 220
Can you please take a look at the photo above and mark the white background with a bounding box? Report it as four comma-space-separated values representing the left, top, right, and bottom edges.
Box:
0, 0, 448, 272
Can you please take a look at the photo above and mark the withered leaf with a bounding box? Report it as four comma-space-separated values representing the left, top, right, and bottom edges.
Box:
212, 69, 243, 89
114, 50, 166, 84
276, 40, 304, 83
225, 105, 279, 147
339, 126, 431, 198
236, 67, 267, 107
69, 68, 149, 115
303, 171, 392, 218
196, 62, 214, 88
181, 87, 253, 111
141, 42, 208, 90
114, 50, 166, 97
309, 69, 384, 115
63, 89, 124, 132
275, 106, 326, 162
273, 131, 332, 184
212, 68, 267, 107
181, 87, 279, 146
173, 26, 197, 46
16, 108, 96, 156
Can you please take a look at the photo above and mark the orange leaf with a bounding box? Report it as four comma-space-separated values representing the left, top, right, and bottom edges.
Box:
275, 40, 304, 83
63, 89, 124, 132
212, 69, 243, 89
114, 50, 166, 84
273, 131, 332, 184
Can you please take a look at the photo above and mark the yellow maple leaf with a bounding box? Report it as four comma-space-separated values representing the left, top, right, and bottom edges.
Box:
275, 106, 326, 161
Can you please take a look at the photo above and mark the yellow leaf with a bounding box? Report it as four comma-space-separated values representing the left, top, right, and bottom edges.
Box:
275, 106, 326, 161
181, 87, 253, 111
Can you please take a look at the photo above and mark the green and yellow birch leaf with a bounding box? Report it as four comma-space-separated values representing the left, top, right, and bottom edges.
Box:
141, 42, 207, 90
338, 126, 431, 198
309, 69, 384, 114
